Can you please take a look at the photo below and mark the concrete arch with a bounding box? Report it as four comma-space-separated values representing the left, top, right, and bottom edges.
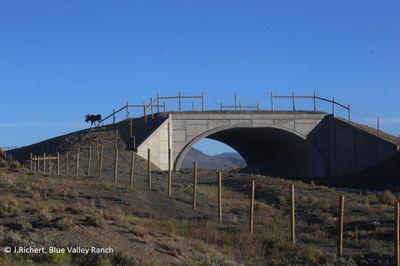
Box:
175, 123, 327, 177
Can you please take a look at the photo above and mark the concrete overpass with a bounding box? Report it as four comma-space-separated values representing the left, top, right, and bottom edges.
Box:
136, 111, 398, 177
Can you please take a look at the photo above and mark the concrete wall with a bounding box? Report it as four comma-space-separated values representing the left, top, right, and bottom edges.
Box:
331, 117, 396, 175
295, 114, 397, 176
137, 116, 171, 170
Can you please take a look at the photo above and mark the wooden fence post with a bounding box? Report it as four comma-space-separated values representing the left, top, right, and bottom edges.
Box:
66, 152, 69, 177
130, 118, 133, 139
179, 91, 182, 112
56, 152, 60, 175
33, 155, 36, 172
98, 145, 103, 179
87, 147, 92, 177
291, 184, 296, 244
49, 158, 52, 175
396, 201, 400, 266
144, 103, 147, 124
148, 148, 152, 190
75, 147, 80, 178
43, 153, 46, 175
313, 92, 317, 111
130, 150, 135, 189
37, 156, 40, 173
114, 148, 119, 184
30, 153, 33, 172
151, 97, 154, 119
249, 179, 255, 235
338, 194, 345, 257
377, 117, 380, 136
218, 172, 222, 223
193, 162, 198, 210
34, 156, 37, 172
168, 148, 172, 197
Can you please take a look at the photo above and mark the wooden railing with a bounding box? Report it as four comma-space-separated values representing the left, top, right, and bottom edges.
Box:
270, 92, 351, 121
101, 92, 205, 124
220, 93, 260, 111
101, 92, 355, 126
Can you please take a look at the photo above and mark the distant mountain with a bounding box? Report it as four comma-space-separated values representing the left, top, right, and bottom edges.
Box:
181, 148, 246, 170
214, 152, 246, 165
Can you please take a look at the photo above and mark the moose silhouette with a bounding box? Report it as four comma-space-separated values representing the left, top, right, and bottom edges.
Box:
85, 114, 102, 127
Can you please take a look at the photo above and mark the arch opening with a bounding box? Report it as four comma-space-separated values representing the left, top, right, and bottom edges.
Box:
180, 139, 246, 170
176, 126, 326, 177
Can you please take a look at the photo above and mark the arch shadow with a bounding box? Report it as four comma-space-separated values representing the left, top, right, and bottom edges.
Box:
175, 124, 327, 178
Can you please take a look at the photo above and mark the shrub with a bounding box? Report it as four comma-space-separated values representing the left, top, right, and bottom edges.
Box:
46, 252, 72, 265
128, 225, 146, 237
85, 209, 106, 228
254, 201, 270, 214
378, 189, 397, 205
276, 195, 287, 207
100, 258, 112, 266
56, 216, 75, 230
38, 205, 52, 225
0, 159, 7, 167
301, 246, 325, 265
0, 173, 14, 186
9, 160, 21, 169
0, 195, 20, 216
19, 219, 33, 231
185, 258, 201, 266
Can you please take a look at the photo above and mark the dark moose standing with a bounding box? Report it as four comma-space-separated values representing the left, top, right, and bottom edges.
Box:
85, 114, 102, 127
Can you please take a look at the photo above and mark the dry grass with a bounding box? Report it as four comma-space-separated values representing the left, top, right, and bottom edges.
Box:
0, 166, 398, 265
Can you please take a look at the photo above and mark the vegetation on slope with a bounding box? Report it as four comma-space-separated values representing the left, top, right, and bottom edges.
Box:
0, 158, 398, 265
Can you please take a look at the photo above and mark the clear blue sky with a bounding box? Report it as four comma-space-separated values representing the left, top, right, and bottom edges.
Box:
1, 1, 399, 155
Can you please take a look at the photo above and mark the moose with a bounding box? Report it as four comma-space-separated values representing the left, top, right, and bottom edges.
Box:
85, 114, 102, 127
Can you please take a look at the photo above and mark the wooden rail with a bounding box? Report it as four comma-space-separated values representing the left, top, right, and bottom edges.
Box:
271, 92, 351, 121
220, 93, 260, 111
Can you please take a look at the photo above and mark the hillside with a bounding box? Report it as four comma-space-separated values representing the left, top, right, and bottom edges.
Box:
1, 160, 398, 265
9, 115, 168, 163
180, 149, 245, 170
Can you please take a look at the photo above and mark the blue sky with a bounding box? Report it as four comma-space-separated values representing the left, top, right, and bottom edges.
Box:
0, 1, 399, 155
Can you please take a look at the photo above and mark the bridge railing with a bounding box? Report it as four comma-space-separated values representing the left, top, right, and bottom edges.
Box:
102, 92, 351, 125
220, 93, 261, 111
270, 92, 351, 121
99, 93, 396, 143
101, 92, 205, 125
